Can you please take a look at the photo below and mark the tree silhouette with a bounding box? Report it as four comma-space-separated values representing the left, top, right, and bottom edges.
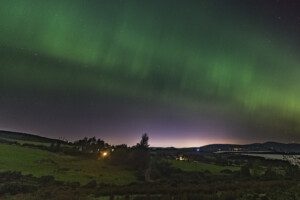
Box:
74, 137, 107, 153
131, 133, 151, 181
136, 133, 149, 149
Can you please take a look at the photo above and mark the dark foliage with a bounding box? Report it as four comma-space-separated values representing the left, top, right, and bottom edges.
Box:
83, 180, 97, 188
73, 136, 108, 153
240, 165, 251, 177
39, 175, 55, 186
0, 183, 37, 195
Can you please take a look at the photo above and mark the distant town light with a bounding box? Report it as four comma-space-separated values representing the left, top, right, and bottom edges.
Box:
176, 155, 187, 161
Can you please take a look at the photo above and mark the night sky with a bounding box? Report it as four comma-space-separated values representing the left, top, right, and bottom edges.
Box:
0, 0, 300, 147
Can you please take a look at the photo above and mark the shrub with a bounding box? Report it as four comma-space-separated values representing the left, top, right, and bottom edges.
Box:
240, 165, 251, 177
263, 167, 277, 179
220, 169, 233, 174
83, 180, 97, 188
68, 181, 80, 188
0, 183, 36, 195
39, 175, 55, 185
0, 171, 22, 181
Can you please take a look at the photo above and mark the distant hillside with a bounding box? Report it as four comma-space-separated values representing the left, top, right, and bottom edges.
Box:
0, 130, 68, 144
199, 142, 300, 153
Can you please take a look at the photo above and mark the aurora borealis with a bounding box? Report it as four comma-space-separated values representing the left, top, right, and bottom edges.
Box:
0, 0, 300, 147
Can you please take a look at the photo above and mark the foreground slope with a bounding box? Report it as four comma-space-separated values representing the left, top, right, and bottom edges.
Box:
0, 144, 136, 185
0, 130, 68, 146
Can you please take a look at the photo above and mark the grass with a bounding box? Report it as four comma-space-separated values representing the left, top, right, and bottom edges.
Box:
170, 160, 240, 174
0, 136, 72, 148
0, 137, 51, 146
0, 130, 67, 144
0, 144, 136, 185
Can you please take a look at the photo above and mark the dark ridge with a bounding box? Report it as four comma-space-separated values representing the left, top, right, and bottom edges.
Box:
0, 130, 68, 144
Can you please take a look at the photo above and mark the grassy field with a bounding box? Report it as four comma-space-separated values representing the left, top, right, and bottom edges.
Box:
0, 130, 68, 144
0, 144, 136, 185
170, 160, 240, 174
0, 137, 73, 149
0, 137, 52, 146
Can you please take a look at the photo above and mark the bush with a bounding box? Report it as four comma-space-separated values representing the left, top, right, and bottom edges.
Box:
150, 159, 176, 180
285, 165, 300, 179
109, 147, 130, 166
0, 171, 22, 181
0, 183, 36, 195
220, 169, 233, 174
83, 180, 97, 188
240, 165, 251, 177
68, 181, 80, 188
263, 167, 277, 179
39, 175, 55, 185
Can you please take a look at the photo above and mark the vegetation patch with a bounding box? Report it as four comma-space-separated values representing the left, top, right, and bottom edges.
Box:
0, 144, 136, 185
170, 160, 240, 174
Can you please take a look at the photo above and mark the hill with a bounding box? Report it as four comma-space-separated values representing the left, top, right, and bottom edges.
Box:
0, 130, 68, 145
0, 143, 136, 185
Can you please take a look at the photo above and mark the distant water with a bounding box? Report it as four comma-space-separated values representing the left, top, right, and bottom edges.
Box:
243, 153, 300, 166
243, 154, 300, 160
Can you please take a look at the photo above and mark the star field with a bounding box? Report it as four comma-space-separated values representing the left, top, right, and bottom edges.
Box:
0, 0, 300, 146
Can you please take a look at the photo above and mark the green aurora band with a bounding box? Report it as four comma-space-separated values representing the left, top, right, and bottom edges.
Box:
0, 0, 299, 144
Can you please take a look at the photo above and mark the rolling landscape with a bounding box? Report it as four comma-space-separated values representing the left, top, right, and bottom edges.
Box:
1, 130, 300, 199
1, 0, 300, 199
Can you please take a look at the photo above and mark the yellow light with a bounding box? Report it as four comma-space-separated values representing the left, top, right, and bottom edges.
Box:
102, 152, 108, 157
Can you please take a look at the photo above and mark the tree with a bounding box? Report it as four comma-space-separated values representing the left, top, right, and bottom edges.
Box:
96, 139, 105, 150
136, 133, 149, 149
131, 133, 151, 181
74, 137, 108, 153
82, 137, 88, 151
